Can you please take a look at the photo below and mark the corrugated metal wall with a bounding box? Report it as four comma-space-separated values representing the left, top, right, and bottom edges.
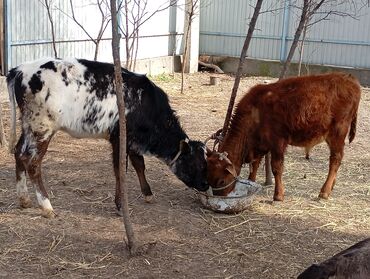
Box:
200, 0, 370, 69
7, 1, 369, 72
5, 0, 185, 71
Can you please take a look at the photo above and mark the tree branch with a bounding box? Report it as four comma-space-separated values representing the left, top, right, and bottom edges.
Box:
39, 0, 58, 58
68, 0, 97, 43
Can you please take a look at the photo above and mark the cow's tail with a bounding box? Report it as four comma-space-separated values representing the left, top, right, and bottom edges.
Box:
348, 112, 357, 144
7, 76, 17, 154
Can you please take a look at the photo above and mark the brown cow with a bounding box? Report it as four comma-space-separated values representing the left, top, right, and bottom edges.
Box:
207, 73, 361, 201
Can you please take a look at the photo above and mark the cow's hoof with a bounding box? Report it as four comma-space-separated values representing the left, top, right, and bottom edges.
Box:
319, 192, 329, 199
273, 195, 284, 202
19, 196, 33, 208
41, 209, 57, 218
144, 195, 154, 203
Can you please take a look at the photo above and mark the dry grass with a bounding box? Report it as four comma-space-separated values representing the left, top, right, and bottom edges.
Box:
0, 72, 369, 278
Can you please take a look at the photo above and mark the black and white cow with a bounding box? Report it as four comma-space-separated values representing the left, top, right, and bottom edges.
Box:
7, 58, 208, 218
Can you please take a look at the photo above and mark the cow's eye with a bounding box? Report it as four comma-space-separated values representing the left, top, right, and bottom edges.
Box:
218, 180, 225, 187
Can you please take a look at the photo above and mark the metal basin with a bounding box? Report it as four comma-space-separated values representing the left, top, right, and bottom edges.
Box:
199, 178, 262, 213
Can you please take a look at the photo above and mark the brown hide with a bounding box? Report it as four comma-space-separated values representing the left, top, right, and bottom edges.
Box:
207, 73, 361, 199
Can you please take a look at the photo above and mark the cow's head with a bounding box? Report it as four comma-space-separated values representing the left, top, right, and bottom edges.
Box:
206, 150, 238, 196
171, 139, 208, 192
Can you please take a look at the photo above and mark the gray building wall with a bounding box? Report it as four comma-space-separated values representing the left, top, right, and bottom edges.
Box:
199, 0, 370, 69
5, 0, 186, 72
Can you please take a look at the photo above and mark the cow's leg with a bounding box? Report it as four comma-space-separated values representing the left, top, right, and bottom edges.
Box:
305, 146, 311, 160
112, 164, 122, 212
271, 144, 287, 201
129, 152, 153, 202
319, 135, 345, 199
248, 156, 262, 181
14, 133, 32, 208
111, 149, 153, 211
110, 136, 123, 212
19, 131, 55, 217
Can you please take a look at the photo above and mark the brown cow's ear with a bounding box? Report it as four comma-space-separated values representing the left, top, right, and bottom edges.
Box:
180, 139, 190, 154
226, 165, 237, 178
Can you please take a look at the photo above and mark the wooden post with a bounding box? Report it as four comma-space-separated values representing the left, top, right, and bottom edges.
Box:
210, 76, 219, 85
110, 0, 137, 254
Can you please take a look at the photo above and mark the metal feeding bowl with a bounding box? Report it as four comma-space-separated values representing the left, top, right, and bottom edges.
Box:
199, 178, 262, 213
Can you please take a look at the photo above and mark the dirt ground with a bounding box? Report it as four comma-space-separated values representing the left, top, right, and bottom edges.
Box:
0, 72, 369, 279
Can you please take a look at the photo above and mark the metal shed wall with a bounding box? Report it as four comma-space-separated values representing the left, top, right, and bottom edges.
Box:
200, 0, 370, 69
5, 0, 185, 71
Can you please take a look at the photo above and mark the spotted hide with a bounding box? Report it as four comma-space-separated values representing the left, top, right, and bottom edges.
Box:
7, 58, 208, 217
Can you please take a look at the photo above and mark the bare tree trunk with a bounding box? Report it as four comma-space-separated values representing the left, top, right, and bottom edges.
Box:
132, 3, 141, 72
181, 2, 193, 94
94, 41, 99, 61
296, 0, 326, 76
297, 22, 307, 76
110, 0, 137, 254
266, 0, 310, 186
133, 31, 139, 71
118, 0, 178, 71
279, 0, 309, 79
0, 103, 7, 147
45, 0, 58, 58
216, 0, 268, 184
270, 0, 322, 185
221, 0, 264, 137
61, 0, 110, 61
124, 0, 130, 69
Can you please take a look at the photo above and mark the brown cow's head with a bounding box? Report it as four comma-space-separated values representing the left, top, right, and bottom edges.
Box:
206, 149, 238, 196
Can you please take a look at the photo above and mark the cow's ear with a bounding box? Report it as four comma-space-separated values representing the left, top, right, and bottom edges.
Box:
180, 139, 191, 154
226, 165, 237, 178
